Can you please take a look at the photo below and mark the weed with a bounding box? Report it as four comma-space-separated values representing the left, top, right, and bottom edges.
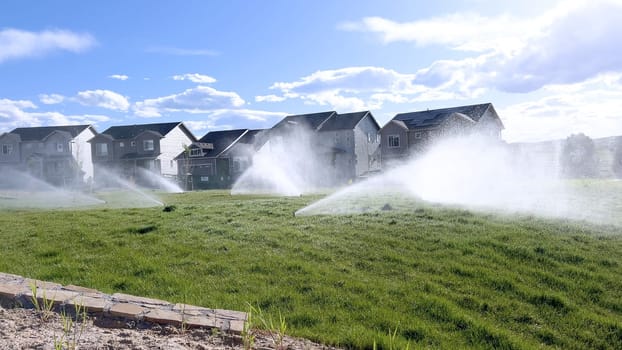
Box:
54, 302, 88, 350
245, 304, 289, 349
180, 303, 188, 334
30, 281, 54, 321
241, 304, 256, 350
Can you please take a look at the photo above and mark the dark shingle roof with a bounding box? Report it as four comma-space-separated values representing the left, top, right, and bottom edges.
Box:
271, 111, 336, 131
234, 129, 264, 145
319, 111, 370, 132
196, 129, 247, 157
394, 103, 492, 130
220, 129, 267, 156
101, 122, 183, 139
10, 125, 93, 141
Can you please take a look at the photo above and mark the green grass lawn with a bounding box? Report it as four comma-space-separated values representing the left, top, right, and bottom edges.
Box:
1, 189, 621, 349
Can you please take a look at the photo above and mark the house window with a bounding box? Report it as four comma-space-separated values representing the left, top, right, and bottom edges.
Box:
414, 132, 422, 139
95, 143, 108, 156
119, 142, 125, 147
56, 143, 64, 152
388, 135, 400, 148
2, 144, 13, 155
190, 148, 202, 157
170, 160, 174, 168
200, 176, 209, 182
143, 139, 154, 151
130, 141, 136, 147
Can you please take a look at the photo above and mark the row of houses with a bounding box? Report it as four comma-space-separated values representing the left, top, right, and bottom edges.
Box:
0, 103, 505, 189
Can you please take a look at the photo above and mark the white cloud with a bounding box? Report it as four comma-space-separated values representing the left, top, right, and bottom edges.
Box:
75, 90, 130, 111
206, 109, 286, 122
145, 46, 219, 56
183, 120, 222, 133
108, 74, 129, 81
255, 94, 286, 103
264, 65, 483, 110
172, 73, 217, 84
500, 73, 622, 142
133, 86, 245, 117
184, 109, 287, 135
271, 66, 418, 94
265, 66, 430, 110
0, 98, 109, 132
339, 13, 530, 53
0, 99, 38, 127
343, 1, 622, 96
0, 28, 96, 63
38, 94, 65, 105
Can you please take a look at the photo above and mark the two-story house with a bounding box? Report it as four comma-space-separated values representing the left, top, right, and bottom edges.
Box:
259, 110, 381, 186
380, 103, 505, 165
1, 125, 97, 186
176, 129, 266, 190
316, 111, 381, 182
89, 122, 195, 187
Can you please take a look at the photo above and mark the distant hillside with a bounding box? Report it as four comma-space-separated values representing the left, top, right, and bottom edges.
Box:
509, 135, 622, 178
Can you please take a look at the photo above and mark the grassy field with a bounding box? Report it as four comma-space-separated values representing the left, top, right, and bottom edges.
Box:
1, 188, 621, 349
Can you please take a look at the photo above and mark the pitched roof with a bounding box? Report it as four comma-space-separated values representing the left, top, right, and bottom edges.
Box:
10, 125, 93, 142
220, 129, 267, 156
101, 122, 184, 139
236, 129, 262, 142
393, 103, 493, 130
271, 111, 336, 131
196, 129, 248, 157
319, 111, 372, 131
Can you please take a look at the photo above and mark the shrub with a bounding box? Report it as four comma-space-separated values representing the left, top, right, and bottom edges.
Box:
560, 133, 598, 178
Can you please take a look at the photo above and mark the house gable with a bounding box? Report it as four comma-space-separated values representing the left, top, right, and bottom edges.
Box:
379, 120, 409, 162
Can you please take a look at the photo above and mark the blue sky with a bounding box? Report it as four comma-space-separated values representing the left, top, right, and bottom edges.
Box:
1, 0, 621, 142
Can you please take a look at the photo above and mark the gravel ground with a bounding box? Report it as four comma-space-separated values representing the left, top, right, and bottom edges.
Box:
0, 305, 337, 350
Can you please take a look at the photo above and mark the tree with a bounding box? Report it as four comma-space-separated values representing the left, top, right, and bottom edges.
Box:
613, 137, 622, 178
560, 133, 598, 178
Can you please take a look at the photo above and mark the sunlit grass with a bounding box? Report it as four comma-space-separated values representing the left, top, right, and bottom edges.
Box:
0, 189, 621, 349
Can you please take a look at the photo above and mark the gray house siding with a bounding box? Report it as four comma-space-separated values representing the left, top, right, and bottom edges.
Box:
353, 115, 381, 177
317, 130, 355, 183
134, 131, 162, 159
380, 121, 409, 163
437, 114, 477, 138
178, 156, 230, 190
0, 133, 21, 166
474, 109, 504, 139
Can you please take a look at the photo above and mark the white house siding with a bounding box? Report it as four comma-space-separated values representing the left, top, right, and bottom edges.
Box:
73, 128, 95, 181
159, 126, 194, 177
